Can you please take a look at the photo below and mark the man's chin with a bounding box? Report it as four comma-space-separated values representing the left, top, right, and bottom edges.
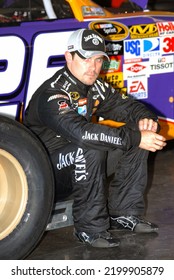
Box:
84, 77, 96, 85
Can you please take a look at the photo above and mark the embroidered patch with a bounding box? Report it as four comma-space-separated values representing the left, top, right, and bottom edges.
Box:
58, 100, 70, 111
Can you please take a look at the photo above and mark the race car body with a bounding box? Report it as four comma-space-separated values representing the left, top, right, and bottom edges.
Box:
0, 0, 174, 139
0, 0, 174, 260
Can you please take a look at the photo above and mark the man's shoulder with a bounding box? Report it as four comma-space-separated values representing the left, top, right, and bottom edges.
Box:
94, 77, 111, 92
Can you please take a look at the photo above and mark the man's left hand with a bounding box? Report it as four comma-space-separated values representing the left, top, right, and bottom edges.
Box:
138, 118, 158, 132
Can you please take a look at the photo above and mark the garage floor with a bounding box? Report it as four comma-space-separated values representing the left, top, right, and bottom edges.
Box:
26, 140, 174, 260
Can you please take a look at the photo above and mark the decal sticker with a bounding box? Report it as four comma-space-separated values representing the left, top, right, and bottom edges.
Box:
124, 38, 161, 60
58, 100, 70, 111
105, 41, 123, 55
101, 55, 122, 74
149, 55, 174, 74
82, 6, 105, 18
124, 39, 142, 60
127, 78, 148, 99
157, 22, 174, 36
94, 99, 100, 107
89, 21, 129, 41
78, 98, 87, 106
99, 72, 123, 89
92, 99, 100, 114
142, 38, 161, 58
69, 92, 80, 100
129, 23, 158, 39
161, 36, 174, 54
123, 62, 149, 79
78, 105, 87, 116
47, 94, 69, 102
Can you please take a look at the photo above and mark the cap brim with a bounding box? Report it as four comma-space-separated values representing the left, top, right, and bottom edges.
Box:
76, 50, 110, 61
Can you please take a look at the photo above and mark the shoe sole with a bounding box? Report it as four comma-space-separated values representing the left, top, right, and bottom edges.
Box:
110, 226, 159, 233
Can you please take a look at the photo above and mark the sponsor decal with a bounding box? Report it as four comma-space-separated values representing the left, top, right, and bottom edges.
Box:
78, 105, 87, 116
69, 92, 80, 100
78, 98, 87, 106
82, 131, 122, 145
57, 148, 88, 182
101, 56, 122, 74
94, 99, 100, 107
127, 64, 146, 73
92, 99, 100, 114
162, 36, 174, 54
129, 23, 158, 39
123, 62, 149, 79
99, 72, 123, 89
82, 6, 105, 18
157, 22, 174, 36
124, 58, 142, 64
149, 56, 174, 74
58, 100, 69, 111
142, 38, 161, 58
127, 78, 148, 99
105, 41, 123, 55
124, 38, 161, 60
47, 94, 69, 102
89, 21, 129, 41
124, 39, 141, 60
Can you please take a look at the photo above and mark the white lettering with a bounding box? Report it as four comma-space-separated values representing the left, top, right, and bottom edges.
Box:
82, 131, 99, 141
0, 36, 25, 94
100, 133, 122, 145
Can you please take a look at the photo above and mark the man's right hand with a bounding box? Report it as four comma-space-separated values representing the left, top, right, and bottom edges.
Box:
139, 130, 167, 152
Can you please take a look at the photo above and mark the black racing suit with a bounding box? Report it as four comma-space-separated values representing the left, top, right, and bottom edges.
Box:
24, 64, 158, 233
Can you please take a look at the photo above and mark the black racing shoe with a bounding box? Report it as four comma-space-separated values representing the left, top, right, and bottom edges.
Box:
110, 215, 158, 233
74, 230, 120, 248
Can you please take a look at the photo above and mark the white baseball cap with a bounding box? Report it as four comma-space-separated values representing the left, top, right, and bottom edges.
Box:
67, 28, 110, 60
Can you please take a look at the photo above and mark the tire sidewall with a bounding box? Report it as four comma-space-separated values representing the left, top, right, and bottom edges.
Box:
0, 116, 54, 259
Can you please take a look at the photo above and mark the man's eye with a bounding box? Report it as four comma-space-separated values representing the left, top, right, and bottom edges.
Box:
97, 58, 103, 62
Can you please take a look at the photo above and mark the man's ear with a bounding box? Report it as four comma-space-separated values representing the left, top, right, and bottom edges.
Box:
65, 51, 73, 63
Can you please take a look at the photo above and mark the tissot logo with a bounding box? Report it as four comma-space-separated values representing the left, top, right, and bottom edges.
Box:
127, 64, 146, 73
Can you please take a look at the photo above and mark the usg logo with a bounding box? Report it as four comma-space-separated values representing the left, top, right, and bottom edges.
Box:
124, 39, 141, 60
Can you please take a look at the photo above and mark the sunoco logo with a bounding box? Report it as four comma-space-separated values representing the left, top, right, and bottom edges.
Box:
129, 24, 158, 39
89, 21, 129, 41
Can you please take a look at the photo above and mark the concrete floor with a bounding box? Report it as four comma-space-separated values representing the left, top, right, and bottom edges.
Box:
26, 140, 174, 260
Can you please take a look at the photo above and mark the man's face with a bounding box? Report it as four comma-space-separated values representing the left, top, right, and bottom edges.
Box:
66, 52, 104, 85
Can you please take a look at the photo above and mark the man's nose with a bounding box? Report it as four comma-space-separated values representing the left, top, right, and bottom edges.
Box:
88, 59, 96, 69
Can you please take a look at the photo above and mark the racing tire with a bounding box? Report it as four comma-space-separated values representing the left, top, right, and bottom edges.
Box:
0, 116, 55, 259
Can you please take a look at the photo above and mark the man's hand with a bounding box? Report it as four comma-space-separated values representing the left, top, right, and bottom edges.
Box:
139, 130, 166, 152
138, 118, 166, 152
138, 118, 158, 132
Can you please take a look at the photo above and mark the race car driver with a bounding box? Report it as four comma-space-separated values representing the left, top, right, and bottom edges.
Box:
24, 28, 166, 248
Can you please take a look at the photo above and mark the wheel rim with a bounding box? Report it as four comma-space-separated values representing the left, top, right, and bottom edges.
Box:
0, 149, 28, 240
